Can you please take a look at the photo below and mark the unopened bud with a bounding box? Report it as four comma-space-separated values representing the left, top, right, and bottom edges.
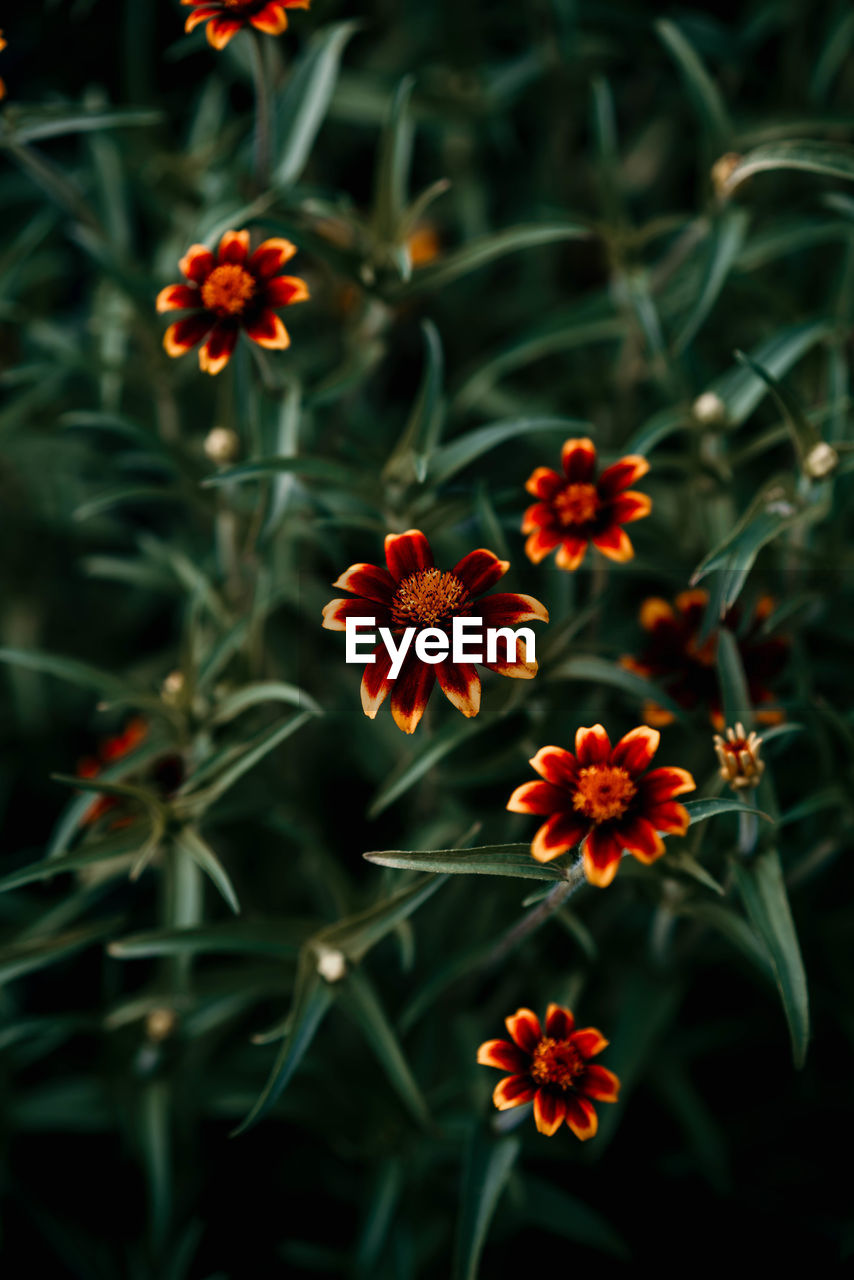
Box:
804, 441, 839, 480
145, 1007, 178, 1042
711, 152, 743, 198
714, 723, 764, 790
161, 670, 185, 703
316, 947, 347, 983
692, 391, 728, 427
204, 426, 240, 465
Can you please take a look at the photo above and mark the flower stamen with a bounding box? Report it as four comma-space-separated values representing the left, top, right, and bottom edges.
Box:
572, 764, 636, 822
201, 263, 257, 316
391, 568, 468, 629
554, 483, 599, 526
530, 1037, 584, 1090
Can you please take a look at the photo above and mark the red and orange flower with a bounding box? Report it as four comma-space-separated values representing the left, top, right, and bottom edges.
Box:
523, 437, 651, 570
621, 590, 788, 729
507, 724, 695, 887
76, 717, 150, 825
157, 230, 308, 375
477, 1004, 619, 1138
321, 530, 549, 733
182, 0, 310, 50
0, 30, 7, 100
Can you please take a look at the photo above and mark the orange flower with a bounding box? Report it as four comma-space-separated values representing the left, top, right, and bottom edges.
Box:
181, 0, 310, 50
507, 724, 695, 887
477, 1004, 619, 1138
407, 224, 441, 268
157, 230, 309, 375
522, 437, 651, 570
621, 590, 788, 729
0, 29, 7, 101
322, 530, 549, 733
76, 717, 150, 825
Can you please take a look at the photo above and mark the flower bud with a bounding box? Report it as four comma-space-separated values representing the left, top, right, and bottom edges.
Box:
711, 152, 743, 198
145, 1007, 178, 1042
316, 946, 347, 983
204, 426, 240, 466
803, 441, 839, 480
692, 391, 728, 426
714, 723, 764, 790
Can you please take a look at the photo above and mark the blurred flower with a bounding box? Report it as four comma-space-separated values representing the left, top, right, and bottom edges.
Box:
508, 724, 694, 886
714, 723, 764, 790
322, 530, 548, 733
522, 438, 651, 570
621, 590, 788, 729
76, 717, 149, 825
477, 1004, 619, 1138
0, 30, 6, 100
181, 0, 310, 50
407, 224, 441, 268
157, 230, 309, 375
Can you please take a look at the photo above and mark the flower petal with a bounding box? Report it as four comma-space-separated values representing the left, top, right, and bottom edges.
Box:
639, 597, 676, 631
163, 314, 213, 357
452, 548, 509, 596
156, 284, 199, 312
571, 1027, 609, 1057
565, 1094, 598, 1140
478, 593, 549, 626
184, 7, 219, 33
575, 724, 611, 765
525, 466, 563, 499
505, 1008, 541, 1053
610, 725, 660, 775
179, 244, 214, 284
616, 815, 664, 863
198, 324, 238, 375
646, 800, 691, 834
476, 1039, 528, 1072
529, 748, 578, 793
674, 588, 709, 619
591, 525, 634, 563
531, 812, 588, 862
525, 527, 561, 564
640, 766, 696, 802
249, 238, 298, 280
492, 1074, 536, 1110
579, 1064, 620, 1103
249, 2, 290, 35
582, 826, 624, 887
361, 643, 394, 719
521, 502, 555, 535
245, 309, 291, 349
436, 661, 481, 719
217, 229, 250, 264
555, 536, 588, 571
534, 1089, 566, 1136
332, 562, 396, 604
485, 655, 538, 680
561, 437, 597, 482
507, 780, 566, 815
390, 656, 435, 734
611, 490, 652, 524
321, 598, 386, 632
264, 275, 310, 307
206, 16, 243, 47
597, 454, 650, 498
384, 529, 433, 581
545, 1003, 575, 1038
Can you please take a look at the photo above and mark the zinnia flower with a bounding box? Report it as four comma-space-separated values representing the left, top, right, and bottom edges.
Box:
507, 724, 695, 887
77, 717, 150, 825
321, 529, 549, 733
714, 723, 764, 790
477, 1004, 620, 1138
157, 230, 309, 375
621, 590, 788, 729
182, 0, 310, 50
522, 437, 651, 570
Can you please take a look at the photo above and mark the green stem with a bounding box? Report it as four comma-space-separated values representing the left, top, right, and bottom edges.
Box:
248, 31, 273, 188
482, 858, 586, 969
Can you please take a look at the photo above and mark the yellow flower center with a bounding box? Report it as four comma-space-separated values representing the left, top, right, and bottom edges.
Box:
530, 1037, 584, 1090
554, 483, 599, 526
572, 764, 636, 822
201, 263, 257, 316
391, 568, 468, 628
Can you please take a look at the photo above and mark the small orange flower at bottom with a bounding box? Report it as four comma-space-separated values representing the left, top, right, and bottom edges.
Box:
182, 0, 310, 50
477, 1004, 619, 1138
157, 229, 308, 375
507, 724, 695, 887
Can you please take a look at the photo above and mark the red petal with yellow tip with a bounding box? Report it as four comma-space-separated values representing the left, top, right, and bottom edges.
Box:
565, 1094, 598, 1140
505, 1008, 541, 1052
206, 16, 243, 48
476, 1039, 528, 1072
555, 535, 588, 571
521, 502, 554, 534
436, 661, 481, 719
525, 466, 563, 499
529, 746, 579, 790
591, 525, 634, 562
217, 230, 250, 264
525, 527, 561, 563
198, 325, 237, 375
598, 454, 649, 497
179, 244, 215, 284
390, 656, 435, 734
610, 725, 660, 775
333, 563, 395, 604
384, 530, 433, 582
534, 1089, 566, 1136
452, 548, 508, 596
360, 643, 394, 719
639, 597, 676, 631
184, 7, 219, 33
616, 815, 664, 863
485, 655, 538, 679
478, 593, 549, 626
249, 237, 298, 278
156, 284, 198, 313
163, 314, 213, 357
246, 310, 290, 349
611, 490, 652, 524
531, 812, 587, 862
264, 275, 309, 307
575, 724, 611, 765
544, 1003, 575, 1038
561, 437, 597, 482
579, 1064, 620, 1102
646, 800, 691, 834
507, 780, 566, 815
493, 1075, 536, 1110
640, 766, 696, 802
249, 2, 289, 35
321, 598, 387, 632
570, 1027, 609, 1057
582, 827, 623, 887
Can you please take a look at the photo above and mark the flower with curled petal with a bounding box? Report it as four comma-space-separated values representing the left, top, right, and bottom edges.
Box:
157, 230, 308, 375
322, 529, 549, 734
477, 1004, 620, 1138
181, 0, 310, 50
523, 437, 651, 570
507, 724, 695, 887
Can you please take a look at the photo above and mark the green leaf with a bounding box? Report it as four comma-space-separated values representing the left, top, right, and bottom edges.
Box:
399, 223, 590, 295
173, 827, 240, 915
210, 681, 322, 725
6, 108, 162, 145
273, 21, 360, 188
108, 921, 305, 960
383, 320, 445, 485
201, 455, 360, 489
427, 416, 590, 487
623, 406, 692, 456
733, 349, 822, 466
707, 320, 832, 426
520, 1176, 629, 1257
364, 843, 567, 882
341, 970, 429, 1126
368, 715, 489, 818
453, 1128, 520, 1280
656, 20, 731, 150
73, 486, 184, 523
0, 920, 116, 984
731, 848, 810, 1066
677, 900, 775, 981
715, 628, 753, 729
316, 874, 446, 964
545, 654, 685, 719
0, 831, 143, 894
0, 646, 137, 701
673, 209, 748, 352
373, 76, 415, 243
176, 710, 315, 812
683, 796, 769, 825
717, 140, 854, 198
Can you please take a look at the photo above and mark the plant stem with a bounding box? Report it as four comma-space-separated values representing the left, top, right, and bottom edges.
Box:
248, 31, 273, 188
482, 859, 586, 969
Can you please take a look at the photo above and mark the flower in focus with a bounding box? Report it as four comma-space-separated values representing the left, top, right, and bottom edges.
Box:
715, 723, 764, 790
181, 0, 310, 50
322, 529, 549, 733
621, 590, 788, 729
477, 1004, 619, 1138
157, 230, 309, 375
522, 437, 651, 570
508, 724, 695, 887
